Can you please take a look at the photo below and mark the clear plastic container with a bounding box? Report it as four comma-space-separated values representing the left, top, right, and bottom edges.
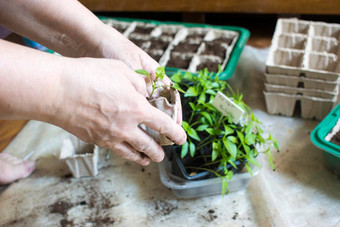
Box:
158, 156, 261, 198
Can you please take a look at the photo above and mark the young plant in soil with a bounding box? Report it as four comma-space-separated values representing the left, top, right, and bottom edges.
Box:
170, 68, 279, 195
135, 66, 184, 98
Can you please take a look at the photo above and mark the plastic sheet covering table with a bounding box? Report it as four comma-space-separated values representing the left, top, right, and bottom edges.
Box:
0, 46, 339, 226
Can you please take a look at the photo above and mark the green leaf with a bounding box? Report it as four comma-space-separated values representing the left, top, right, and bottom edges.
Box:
212, 142, 219, 161
236, 131, 244, 144
170, 73, 182, 83
245, 134, 256, 145
226, 170, 233, 181
200, 112, 213, 125
223, 125, 234, 136
245, 163, 253, 176
198, 93, 206, 103
181, 141, 189, 158
189, 142, 196, 157
135, 69, 151, 78
222, 178, 229, 196
205, 89, 217, 96
227, 136, 238, 144
246, 154, 260, 167
170, 84, 185, 93
223, 139, 237, 158
188, 127, 200, 141
155, 66, 165, 80
189, 102, 196, 111
182, 121, 189, 131
185, 87, 199, 97
196, 124, 209, 131
205, 128, 214, 135
266, 148, 275, 170
228, 160, 238, 169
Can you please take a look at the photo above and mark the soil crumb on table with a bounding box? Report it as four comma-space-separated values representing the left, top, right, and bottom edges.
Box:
50, 201, 73, 215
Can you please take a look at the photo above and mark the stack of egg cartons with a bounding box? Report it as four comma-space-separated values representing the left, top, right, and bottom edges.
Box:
264, 18, 340, 120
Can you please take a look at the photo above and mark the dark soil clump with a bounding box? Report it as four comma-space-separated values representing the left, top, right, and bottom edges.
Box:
50, 201, 73, 215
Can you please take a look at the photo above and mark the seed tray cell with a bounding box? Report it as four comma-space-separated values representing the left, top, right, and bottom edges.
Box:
306, 52, 340, 74
265, 73, 339, 91
264, 92, 336, 120
189, 55, 223, 73
100, 17, 249, 80
276, 34, 307, 50
309, 37, 339, 54
311, 23, 340, 39
278, 19, 310, 35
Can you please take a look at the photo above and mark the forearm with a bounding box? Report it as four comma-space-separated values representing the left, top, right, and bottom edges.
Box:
0, 0, 107, 57
0, 39, 64, 121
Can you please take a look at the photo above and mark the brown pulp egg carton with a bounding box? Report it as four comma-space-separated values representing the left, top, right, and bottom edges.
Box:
59, 137, 99, 178
263, 92, 336, 120
102, 19, 240, 73
264, 18, 340, 120
266, 18, 340, 81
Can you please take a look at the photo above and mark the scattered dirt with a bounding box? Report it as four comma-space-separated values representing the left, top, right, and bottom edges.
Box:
201, 209, 218, 222
232, 212, 239, 220
60, 219, 74, 227
50, 201, 73, 215
86, 216, 116, 225
153, 200, 178, 216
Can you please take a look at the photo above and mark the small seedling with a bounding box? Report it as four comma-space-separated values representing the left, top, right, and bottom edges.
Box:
135, 66, 184, 98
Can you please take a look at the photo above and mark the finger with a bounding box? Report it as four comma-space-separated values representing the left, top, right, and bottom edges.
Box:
1, 161, 35, 184
111, 142, 151, 166
142, 106, 187, 145
124, 71, 148, 97
126, 127, 165, 163
176, 92, 183, 125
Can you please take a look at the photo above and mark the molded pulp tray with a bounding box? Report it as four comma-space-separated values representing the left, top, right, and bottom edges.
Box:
100, 17, 250, 80
158, 155, 260, 198
311, 104, 340, 174
266, 18, 340, 80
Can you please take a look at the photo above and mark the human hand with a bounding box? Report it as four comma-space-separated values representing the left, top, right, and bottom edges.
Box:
92, 26, 183, 125
53, 58, 186, 166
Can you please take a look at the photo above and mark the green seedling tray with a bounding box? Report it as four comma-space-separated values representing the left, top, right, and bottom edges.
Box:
99, 16, 250, 80
311, 104, 340, 173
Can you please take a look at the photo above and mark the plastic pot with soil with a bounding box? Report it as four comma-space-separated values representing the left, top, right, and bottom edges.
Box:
159, 69, 278, 197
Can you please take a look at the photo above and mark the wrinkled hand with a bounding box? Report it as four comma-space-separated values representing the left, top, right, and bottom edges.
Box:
95, 26, 183, 125
54, 58, 186, 166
